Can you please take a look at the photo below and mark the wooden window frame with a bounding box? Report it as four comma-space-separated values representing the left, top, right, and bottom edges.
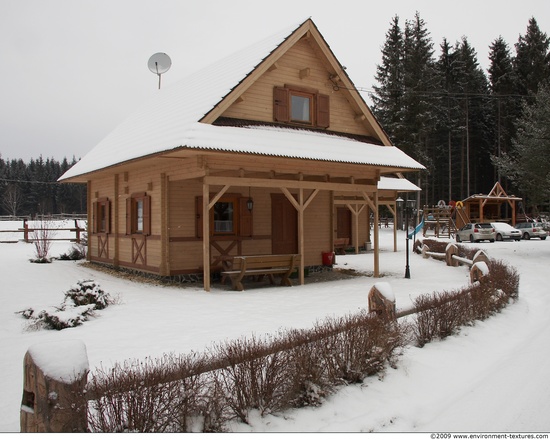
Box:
126, 192, 151, 235
290, 90, 314, 124
273, 85, 330, 129
196, 194, 253, 238
92, 198, 111, 234
212, 196, 239, 236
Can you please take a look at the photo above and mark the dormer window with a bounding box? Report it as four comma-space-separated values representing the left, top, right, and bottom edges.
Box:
274, 86, 330, 128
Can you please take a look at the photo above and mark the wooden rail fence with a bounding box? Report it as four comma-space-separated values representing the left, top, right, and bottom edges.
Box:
0, 219, 85, 243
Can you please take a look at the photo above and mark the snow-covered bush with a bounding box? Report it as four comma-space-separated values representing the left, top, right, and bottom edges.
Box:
18, 280, 114, 330
58, 242, 87, 261
64, 280, 113, 310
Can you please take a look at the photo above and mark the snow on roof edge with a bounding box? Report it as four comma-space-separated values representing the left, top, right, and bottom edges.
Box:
59, 123, 425, 181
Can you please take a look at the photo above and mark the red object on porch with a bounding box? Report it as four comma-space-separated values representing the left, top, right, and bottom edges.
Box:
322, 251, 335, 266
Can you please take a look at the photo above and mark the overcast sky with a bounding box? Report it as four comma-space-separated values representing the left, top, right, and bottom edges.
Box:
2, 0, 549, 162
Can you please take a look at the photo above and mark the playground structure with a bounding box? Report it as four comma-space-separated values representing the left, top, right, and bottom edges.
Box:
421, 182, 523, 239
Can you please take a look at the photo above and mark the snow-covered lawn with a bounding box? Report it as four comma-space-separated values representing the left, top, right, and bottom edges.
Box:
1, 224, 549, 433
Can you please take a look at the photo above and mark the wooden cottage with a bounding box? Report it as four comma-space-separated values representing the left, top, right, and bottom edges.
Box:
59, 18, 425, 291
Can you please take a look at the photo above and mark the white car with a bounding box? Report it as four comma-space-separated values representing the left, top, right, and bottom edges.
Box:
491, 222, 521, 241
456, 223, 496, 243
515, 222, 548, 240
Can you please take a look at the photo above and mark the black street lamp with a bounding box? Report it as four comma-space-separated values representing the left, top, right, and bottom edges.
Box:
396, 197, 416, 279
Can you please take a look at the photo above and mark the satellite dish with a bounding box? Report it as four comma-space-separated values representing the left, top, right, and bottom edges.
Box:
147, 53, 171, 89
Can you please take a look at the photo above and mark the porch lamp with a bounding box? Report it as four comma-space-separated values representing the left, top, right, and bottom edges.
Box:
247, 187, 254, 211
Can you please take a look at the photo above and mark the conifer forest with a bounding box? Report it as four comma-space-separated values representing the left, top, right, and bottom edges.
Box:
371, 14, 550, 215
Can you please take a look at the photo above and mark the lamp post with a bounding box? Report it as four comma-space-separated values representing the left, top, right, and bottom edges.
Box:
397, 197, 416, 279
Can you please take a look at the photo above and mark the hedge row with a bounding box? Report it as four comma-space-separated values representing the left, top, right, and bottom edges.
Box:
80, 244, 519, 432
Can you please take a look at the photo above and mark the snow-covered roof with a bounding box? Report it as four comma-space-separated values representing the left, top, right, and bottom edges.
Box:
59, 19, 425, 181
378, 176, 421, 192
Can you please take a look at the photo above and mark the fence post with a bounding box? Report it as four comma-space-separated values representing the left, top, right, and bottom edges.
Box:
368, 282, 396, 321
21, 340, 89, 433
23, 219, 29, 243
74, 219, 81, 243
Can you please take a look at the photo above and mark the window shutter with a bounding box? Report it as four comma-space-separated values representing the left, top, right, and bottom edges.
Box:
273, 87, 290, 122
126, 197, 132, 235
92, 202, 97, 234
195, 196, 203, 238
316, 94, 330, 128
143, 195, 151, 236
239, 197, 253, 237
104, 200, 111, 234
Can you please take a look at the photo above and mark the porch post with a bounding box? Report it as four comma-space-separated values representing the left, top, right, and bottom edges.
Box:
86, 181, 92, 262
298, 188, 305, 286
386, 201, 398, 252
113, 174, 120, 267
202, 180, 211, 291
159, 173, 170, 276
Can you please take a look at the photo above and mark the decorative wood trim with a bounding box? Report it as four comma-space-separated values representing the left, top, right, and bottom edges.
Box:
98, 234, 109, 259
132, 236, 147, 265
203, 175, 376, 193
299, 67, 310, 79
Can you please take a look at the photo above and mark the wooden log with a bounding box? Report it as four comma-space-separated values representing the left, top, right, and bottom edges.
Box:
20, 341, 89, 433
368, 282, 396, 321
445, 243, 460, 267
470, 261, 490, 283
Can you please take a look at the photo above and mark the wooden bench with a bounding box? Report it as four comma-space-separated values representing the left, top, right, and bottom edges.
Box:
333, 237, 349, 255
221, 254, 301, 291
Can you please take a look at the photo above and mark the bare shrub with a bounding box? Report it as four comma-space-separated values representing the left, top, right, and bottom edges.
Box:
284, 329, 332, 408
413, 290, 468, 347
87, 352, 214, 433
314, 312, 407, 385
30, 219, 56, 263
210, 335, 290, 423
412, 255, 520, 347
487, 259, 520, 301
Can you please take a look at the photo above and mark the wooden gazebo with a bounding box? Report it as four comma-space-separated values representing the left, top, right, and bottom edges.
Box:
456, 182, 522, 229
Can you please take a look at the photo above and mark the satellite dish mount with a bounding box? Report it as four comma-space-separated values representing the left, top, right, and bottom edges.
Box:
147, 53, 172, 89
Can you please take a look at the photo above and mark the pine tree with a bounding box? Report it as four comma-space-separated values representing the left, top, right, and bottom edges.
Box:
514, 17, 550, 97
454, 37, 493, 197
372, 15, 405, 142
488, 36, 518, 185
400, 12, 438, 163
434, 38, 463, 202
495, 84, 550, 212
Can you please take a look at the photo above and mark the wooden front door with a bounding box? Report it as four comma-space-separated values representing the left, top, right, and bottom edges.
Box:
271, 193, 298, 254
337, 207, 352, 241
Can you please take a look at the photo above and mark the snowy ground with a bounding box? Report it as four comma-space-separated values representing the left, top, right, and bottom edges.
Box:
1, 221, 549, 433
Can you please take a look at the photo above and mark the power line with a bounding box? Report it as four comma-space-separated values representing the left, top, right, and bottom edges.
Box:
0, 177, 64, 185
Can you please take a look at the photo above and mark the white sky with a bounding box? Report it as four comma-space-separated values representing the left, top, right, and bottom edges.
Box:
2, 0, 549, 162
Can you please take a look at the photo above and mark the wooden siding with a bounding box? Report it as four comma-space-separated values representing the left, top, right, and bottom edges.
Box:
221, 38, 375, 138
86, 151, 377, 278
167, 180, 330, 272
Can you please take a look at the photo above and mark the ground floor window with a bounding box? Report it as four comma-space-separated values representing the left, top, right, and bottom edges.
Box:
196, 194, 253, 237
93, 198, 111, 234
127, 192, 151, 235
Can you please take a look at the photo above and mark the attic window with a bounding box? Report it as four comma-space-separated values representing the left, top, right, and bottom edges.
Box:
274, 86, 330, 128
291, 92, 313, 123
